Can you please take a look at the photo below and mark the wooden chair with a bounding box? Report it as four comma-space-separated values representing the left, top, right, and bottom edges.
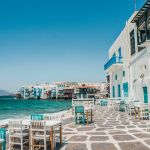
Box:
8, 120, 29, 150
30, 120, 50, 150
43, 113, 62, 148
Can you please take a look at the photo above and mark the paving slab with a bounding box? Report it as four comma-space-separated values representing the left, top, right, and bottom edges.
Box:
91, 143, 117, 150
113, 135, 135, 141
65, 143, 88, 150
133, 133, 150, 139
90, 136, 109, 141
69, 135, 87, 141
119, 142, 150, 150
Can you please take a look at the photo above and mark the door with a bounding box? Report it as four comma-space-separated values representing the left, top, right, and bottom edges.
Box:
143, 87, 148, 103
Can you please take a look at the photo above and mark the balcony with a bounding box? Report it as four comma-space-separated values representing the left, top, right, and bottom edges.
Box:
104, 56, 123, 73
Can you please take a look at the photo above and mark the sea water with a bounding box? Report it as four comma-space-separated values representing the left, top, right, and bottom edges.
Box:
0, 98, 72, 125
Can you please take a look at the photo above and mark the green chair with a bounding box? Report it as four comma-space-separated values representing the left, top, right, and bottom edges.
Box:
104, 101, 108, 106
31, 114, 43, 120
120, 101, 125, 112
100, 101, 104, 106
0, 128, 7, 150
75, 106, 84, 125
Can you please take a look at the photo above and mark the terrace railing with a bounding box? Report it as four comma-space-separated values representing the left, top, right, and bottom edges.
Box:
104, 56, 123, 71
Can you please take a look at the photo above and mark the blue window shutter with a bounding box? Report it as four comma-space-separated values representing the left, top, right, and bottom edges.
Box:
118, 48, 121, 57
123, 82, 128, 97
118, 84, 121, 97
123, 71, 125, 77
143, 87, 148, 103
115, 75, 117, 80
113, 86, 115, 98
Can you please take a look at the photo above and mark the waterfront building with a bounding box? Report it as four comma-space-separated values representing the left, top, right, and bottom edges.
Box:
104, 0, 150, 103
53, 81, 78, 99
63, 85, 78, 99
53, 81, 67, 99
73, 85, 100, 98
78, 82, 106, 92
20, 83, 57, 99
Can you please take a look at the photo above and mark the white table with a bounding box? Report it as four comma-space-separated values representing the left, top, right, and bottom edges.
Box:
22, 120, 62, 150
0, 139, 4, 150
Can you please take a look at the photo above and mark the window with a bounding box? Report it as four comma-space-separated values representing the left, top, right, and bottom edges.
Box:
123, 82, 128, 97
115, 75, 117, 80
123, 71, 125, 77
138, 47, 145, 52
130, 30, 135, 55
140, 65, 147, 72
118, 47, 121, 57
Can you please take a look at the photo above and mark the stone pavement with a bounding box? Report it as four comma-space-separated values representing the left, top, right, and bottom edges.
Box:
59, 105, 150, 150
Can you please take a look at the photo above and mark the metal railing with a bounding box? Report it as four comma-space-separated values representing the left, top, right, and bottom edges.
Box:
104, 56, 123, 71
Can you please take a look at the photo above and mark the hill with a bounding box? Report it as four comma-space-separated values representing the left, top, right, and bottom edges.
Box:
0, 90, 12, 96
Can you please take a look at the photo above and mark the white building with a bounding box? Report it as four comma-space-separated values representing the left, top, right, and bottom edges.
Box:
78, 82, 106, 93
104, 0, 150, 103
20, 83, 57, 99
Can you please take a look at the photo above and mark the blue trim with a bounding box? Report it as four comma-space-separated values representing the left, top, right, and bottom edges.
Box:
143, 87, 148, 103
104, 56, 123, 71
113, 86, 115, 98
115, 75, 117, 80
123, 71, 125, 77
123, 82, 128, 97
118, 48, 121, 56
118, 84, 121, 97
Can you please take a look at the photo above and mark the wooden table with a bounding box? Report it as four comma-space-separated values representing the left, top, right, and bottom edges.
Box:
22, 120, 62, 150
0, 139, 4, 150
84, 108, 92, 124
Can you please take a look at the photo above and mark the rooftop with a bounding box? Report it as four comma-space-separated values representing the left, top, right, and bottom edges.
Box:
77, 86, 98, 89
131, 0, 150, 23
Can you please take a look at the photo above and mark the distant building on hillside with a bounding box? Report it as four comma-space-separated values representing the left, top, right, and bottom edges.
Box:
20, 83, 57, 99
73, 85, 100, 98
63, 85, 78, 99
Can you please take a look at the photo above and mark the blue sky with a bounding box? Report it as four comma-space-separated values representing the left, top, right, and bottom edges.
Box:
0, 0, 146, 93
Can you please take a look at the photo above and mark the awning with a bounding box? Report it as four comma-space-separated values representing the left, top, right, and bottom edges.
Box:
131, 0, 150, 23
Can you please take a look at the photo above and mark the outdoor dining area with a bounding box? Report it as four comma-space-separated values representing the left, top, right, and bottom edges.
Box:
0, 113, 64, 150
100, 98, 150, 131
72, 98, 94, 125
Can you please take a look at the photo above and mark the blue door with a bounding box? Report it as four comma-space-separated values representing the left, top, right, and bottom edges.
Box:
113, 86, 115, 98
118, 84, 121, 97
123, 82, 128, 97
143, 87, 148, 103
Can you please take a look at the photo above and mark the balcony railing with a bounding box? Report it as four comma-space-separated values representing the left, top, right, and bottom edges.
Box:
104, 56, 123, 71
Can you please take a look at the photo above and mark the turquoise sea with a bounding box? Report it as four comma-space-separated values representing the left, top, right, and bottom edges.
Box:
0, 98, 72, 125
